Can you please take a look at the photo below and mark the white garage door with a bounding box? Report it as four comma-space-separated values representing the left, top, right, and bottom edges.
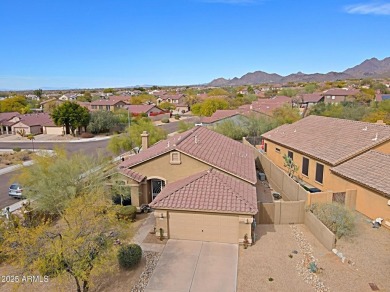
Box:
169, 212, 239, 244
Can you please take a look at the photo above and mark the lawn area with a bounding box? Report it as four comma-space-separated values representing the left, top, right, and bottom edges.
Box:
238, 212, 390, 292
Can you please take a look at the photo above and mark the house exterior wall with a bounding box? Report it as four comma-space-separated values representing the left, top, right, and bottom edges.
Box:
330, 174, 390, 220
373, 141, 390, 154
12, 122, 42, 135
263, 139, 390, 220
153, 209, 253, 244
131, 152, 211, 184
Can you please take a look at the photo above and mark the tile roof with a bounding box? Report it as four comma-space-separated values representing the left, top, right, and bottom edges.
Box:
119, 126, 257, 184
118, 168, 146, 183
200, 110, 242, 124
149, 169, 258, 214
0, 112, 20, 123
299, 93, 323, 103
125, 104, 161, 114
331, 151, 390, 198
262, 115, 390, 166
90, 99, 128, 106
18, 113, 56, 127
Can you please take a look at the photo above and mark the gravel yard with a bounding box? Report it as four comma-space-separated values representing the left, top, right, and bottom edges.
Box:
238, 213, 390, 292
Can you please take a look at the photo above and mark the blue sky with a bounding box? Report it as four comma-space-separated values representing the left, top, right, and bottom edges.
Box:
1, 0, 389, 89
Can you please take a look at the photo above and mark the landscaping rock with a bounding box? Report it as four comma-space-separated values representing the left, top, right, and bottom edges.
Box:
131, 251, 160, 292
290, 225, 330, 292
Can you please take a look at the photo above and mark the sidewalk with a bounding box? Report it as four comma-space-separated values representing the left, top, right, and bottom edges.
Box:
131, 213, 165, 253
0, 160, 34, 176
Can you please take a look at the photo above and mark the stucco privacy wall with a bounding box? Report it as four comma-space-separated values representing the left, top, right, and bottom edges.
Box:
256, 201, 305, 224
243, 138, 309, 202
305, 211, 336, 251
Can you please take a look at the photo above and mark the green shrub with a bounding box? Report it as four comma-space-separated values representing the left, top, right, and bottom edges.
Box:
174, 114, 180, 120
115, 205, 137, 221
161, 118, 170, 123
118, 244, 142, 269
13, 147, 22, 152
309, 203, 355, 239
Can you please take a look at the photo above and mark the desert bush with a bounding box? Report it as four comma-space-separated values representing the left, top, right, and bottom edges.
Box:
309, 203, 355, 238
174, 114, 180, 120
114, 205, 137, 221
13, 147, 22, 152
161, 118, 170, 123
117, 244, 142, 269
80, 132, 95, 138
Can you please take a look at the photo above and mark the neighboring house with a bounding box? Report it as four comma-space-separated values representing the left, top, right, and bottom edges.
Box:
11, 113, 60, 135
0, 112, 20, 134
125, 104, 164, 116
112, 127, 258, 244
261, 115, 390, 220
296, 93, 324, 107
108, 95, 131, 102
25, 94, 40, 101
59, 94, 78, 101
238, 96, 291, 116
322, 88, 359, 104
39, 98, 63, 113
89, 99, 129, 111
375, 94, 390, 102
156, 94, 189, 113
200, 110, 247, 126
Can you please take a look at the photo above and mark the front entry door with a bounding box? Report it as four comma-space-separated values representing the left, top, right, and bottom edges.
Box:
151, 179, 165, 200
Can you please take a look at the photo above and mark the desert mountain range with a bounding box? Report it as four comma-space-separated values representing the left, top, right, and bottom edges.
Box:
209, 57, 390, 86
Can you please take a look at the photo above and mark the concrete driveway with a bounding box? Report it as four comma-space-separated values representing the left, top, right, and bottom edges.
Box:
145, 239, 238, 292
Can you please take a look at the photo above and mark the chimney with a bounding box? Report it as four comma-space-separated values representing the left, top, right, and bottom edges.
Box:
141, 131, 149, 150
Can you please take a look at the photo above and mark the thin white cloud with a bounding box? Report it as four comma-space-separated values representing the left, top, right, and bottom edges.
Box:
201, 0, 259, 4
345, 2, 390, 15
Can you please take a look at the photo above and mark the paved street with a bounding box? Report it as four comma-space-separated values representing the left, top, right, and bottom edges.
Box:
0, 139, 110, 155
0, 170, 22, 209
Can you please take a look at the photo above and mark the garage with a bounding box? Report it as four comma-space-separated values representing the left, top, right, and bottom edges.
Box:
169, 211, 239, 244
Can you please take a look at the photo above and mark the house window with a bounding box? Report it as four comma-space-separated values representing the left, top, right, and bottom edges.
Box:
275, 147, 280, 153
264, 143, 267, 153
331, 96, 335, 100
170, 151, 181, 165
106, 105, 110, 110
315, 163, 324, 184
288, 151, 293, 160
302, 157, 309, 176
99, 105, 103, 109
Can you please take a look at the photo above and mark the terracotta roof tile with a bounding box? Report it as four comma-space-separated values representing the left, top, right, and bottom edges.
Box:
201, 110, 242, 124
118, 168, 146, 183
331, 151, 390, 198
18, 113, 56, 127
150, 169, 257, 214
262, 116, 390, 166
0, 112, 20, 123
120, 126, 256, 184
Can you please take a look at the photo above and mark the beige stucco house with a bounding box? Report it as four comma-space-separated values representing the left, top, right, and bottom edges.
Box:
112, 126, 258, 244
261, 115, 390, 220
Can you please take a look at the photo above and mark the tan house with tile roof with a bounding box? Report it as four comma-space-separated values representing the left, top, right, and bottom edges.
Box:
113, 126, 257, 244
261, 115, 390, 220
